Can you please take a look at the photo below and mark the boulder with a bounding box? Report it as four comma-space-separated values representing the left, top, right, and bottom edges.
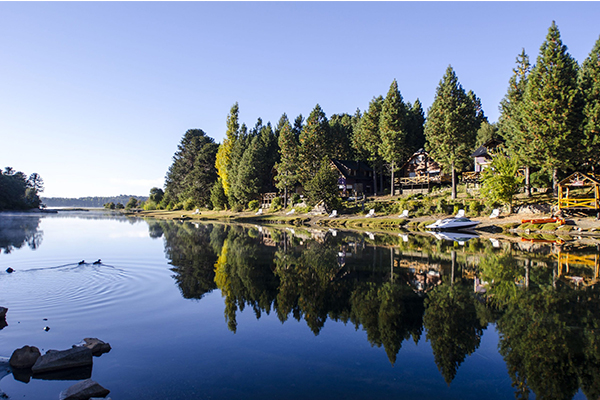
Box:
31, 347, 92, 374
9, 345, 41, 369
59, 379, 110, 400
75, 338, 111, 356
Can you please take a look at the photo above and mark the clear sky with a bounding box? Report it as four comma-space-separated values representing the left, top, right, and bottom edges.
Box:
1, 2, 599, 198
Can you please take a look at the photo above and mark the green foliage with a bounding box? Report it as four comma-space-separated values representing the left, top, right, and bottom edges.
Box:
521, 22, 584, 183
304, 158, 340, 211
210, 178, 228, 210
274, 114, 301, 196
248, 200, 260, 211
299, 104, 332, 181
425, 66, 483, 199
579, 36, 600, 168
0, 168, 43, 210
291, 193, 301, 205
480, 152, 523, 213
270, 196, 283, 211
125, 197, 139, 209
149, 187, 164, 204
379, 79, 408, 188
215, 102, 240, 195
164, 129, 219, 209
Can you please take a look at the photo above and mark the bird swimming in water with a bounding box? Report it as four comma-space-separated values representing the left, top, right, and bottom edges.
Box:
78, 260, 85, 265
6, 267, 14, 273
93, 259, 101, 265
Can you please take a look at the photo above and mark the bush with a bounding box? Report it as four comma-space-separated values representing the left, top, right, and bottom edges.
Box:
232, 203, 244, 212
143, 200, 157, 211
291, 193, 301, 205
248, 200, 260, 211
183, 198, 196, 211
271, 196, 283, 211
468, 200, 482, 216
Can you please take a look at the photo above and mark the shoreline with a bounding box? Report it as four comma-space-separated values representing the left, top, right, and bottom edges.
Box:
129, 208, 600, 243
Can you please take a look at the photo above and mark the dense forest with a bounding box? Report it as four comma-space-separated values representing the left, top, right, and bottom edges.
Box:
0, 167, 44, 211
146, 22, 598, 213
42, 195, 148, 208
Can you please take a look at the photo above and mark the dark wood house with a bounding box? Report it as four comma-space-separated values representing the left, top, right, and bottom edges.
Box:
331, 159, 374, 197
396, 149, 450, 193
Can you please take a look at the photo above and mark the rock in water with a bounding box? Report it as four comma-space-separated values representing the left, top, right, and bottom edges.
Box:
31, 347, 93, 374
59, 379, 110, 400
76, 338, 111, 356
0, 307, 7, 330
9, 345, 41, 369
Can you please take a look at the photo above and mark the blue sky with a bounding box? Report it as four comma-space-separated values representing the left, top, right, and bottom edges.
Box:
1, 2, 599, 198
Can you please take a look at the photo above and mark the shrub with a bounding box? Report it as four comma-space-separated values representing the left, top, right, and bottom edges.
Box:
291, 193, 301, 205
248, 200, 260, 211
468, 200, 482, 216
143, 200, 157, 211
271, 196, 283, 211
183, 199, 196, 211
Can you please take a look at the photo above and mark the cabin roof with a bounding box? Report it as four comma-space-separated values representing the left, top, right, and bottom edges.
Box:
331, 159, 373, 179
558, 171, 600, 187
471, 138, 504, 158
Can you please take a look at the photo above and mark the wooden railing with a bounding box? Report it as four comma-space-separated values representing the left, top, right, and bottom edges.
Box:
462, 171, 481, 183
396, 175, 451, 185
558, 198, 599, 210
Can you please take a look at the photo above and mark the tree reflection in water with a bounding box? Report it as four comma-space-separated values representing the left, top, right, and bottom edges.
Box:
157, 220, 600, 397
0, 214, 43, 253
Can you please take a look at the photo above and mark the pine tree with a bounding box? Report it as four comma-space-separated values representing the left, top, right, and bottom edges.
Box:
299, 104, 331, 180
227, 123, 248, 207
405, 99, 426, 155
425, 66, 480, 199
215, 103, 240, 196
379, 79, 408, 196
274, 114, 300, 207
328, 113, 355, 160
498, 49, 532, 195
579, 35, 600, 170
164, 129, 218, 208
352, 96, 384, 194
522, 21, 584, 193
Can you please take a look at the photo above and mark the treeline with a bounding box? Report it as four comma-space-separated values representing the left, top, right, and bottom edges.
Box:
149, 21, 599, 211
0, 167, 44, 211
43, 195, 148, 208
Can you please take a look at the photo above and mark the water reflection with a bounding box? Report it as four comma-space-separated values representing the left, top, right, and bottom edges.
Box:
0, 214, 43, 253
155, 220, 600, 398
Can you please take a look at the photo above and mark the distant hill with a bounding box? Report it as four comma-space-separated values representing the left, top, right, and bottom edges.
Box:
42, 195, 149, 208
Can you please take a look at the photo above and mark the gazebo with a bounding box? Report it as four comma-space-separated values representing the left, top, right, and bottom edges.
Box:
557, 172, 600, 213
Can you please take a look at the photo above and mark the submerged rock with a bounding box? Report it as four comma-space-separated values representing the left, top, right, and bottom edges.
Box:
59, 379, 110, 400
9, 345, 41, 369
31, 347, 92, 374
74, 338, 111, 356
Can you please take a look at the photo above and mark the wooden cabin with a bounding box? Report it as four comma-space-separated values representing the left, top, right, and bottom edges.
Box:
463, 138, 504, 184
396, 149, 450, 193
331, 159, 374, 196
558, 172, 600, 213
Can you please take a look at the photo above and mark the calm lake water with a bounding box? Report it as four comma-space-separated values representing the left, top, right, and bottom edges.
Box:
0, 211, 599, 399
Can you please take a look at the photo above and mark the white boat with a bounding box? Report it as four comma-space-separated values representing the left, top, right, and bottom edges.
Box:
425, 217, 480, 230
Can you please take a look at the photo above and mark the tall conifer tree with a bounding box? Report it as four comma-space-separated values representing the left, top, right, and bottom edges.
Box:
424, 66, 480, 199
405, 99, 426, 155
498, 49, 532, 195
352, 96, 384, 194
215, 103, 240, 196
522, 21, 584, 193
299, 104, 331, 180
379, 79, 408, 195
274, 114, 300, 207
579, 35, 600, 170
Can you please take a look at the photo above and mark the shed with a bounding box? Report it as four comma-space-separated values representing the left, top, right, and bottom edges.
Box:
558, 172, 600, 211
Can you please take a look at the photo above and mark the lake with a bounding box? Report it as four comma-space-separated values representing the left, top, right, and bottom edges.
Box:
1, 211, 599, 399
